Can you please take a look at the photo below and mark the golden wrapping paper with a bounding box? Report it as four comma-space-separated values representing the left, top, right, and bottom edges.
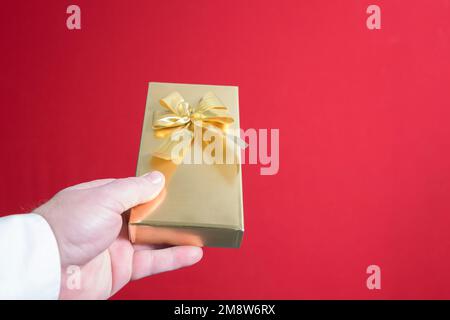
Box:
129, 82, 244, 248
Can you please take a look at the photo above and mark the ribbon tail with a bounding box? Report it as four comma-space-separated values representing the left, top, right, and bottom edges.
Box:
223, 132, 248, 164
153, 127, 193, 163
202, 124, 248, 164
228, 134, 248, 150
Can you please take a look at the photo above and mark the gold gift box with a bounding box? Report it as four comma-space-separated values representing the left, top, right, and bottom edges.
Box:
129, 82, 244, 248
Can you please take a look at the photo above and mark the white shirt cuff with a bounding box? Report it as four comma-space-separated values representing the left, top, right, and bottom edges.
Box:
0, 213, 61, 299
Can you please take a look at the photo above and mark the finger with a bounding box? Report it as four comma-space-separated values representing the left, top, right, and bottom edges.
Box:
64, 179, 116, 191
95, 171, 165, 213
108, 236, 134, 296
131, 246, 203, 280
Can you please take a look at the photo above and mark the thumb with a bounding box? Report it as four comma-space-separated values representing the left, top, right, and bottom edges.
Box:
95, 171, 165, 213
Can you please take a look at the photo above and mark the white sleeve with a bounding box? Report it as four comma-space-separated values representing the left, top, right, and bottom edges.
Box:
0, 213, 61, 300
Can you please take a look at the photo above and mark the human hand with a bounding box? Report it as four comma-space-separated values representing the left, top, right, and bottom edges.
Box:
35, 171, 203, 299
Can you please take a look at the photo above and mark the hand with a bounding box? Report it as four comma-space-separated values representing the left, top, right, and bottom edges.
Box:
35, 171, 203, 299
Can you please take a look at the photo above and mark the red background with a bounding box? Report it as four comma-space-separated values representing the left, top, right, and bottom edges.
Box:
1, 0, 450, 299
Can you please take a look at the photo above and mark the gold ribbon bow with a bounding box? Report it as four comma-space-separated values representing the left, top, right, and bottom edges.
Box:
152, 91, 245, 162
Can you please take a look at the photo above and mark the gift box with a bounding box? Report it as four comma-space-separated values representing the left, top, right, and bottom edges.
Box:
129, 82, 244, 248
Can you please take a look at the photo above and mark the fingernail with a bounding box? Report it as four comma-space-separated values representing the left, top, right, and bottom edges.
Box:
189, 247, 204, 263
143, 171, 164, 185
